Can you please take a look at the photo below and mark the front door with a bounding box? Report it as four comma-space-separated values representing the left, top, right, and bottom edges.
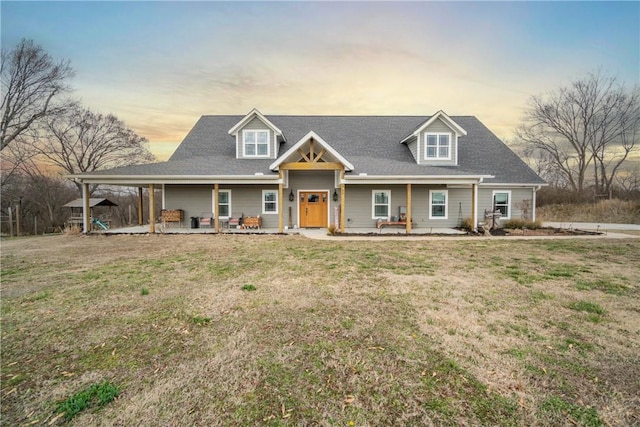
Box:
299, 191, 328, 228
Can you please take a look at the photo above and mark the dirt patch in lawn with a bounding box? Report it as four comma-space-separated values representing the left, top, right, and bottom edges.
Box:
1, 235, 639, 426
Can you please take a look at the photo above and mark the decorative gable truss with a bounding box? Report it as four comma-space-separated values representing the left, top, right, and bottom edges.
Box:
400, 110, 467, 166
270, 131, 354, 172
228, 108, 285, 159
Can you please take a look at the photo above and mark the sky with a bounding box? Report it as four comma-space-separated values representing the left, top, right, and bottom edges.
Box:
2, 1, 639, 161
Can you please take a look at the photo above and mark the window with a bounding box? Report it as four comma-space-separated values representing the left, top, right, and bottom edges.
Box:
493, 191, 511, 219
425, 133, 450, 159
372, 190, 390, 219
243, 130, 269, 157
262, 190, 278, 214
217, 190, 231, 218
429, 190, 448, 219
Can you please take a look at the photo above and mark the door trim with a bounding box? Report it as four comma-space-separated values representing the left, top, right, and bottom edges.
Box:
297, 189, 330, 228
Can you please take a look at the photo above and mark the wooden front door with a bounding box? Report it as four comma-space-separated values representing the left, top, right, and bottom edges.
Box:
299, 191, 328, 228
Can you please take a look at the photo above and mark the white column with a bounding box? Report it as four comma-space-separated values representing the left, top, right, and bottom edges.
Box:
472, 183, 478, 232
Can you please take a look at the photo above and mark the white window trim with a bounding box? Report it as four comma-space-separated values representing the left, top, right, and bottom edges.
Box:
424, 132, 452, 160
371, 190, 391, 220
243, 129, 270, 158
214, 189, 231, 219
429, 189, 448, 220
262, 189, 278, 215
492, 190, 512, 220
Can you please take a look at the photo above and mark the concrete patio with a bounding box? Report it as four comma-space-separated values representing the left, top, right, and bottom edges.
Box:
100, 224, 467, 236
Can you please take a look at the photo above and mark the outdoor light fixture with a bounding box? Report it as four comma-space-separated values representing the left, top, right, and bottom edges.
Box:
333, 190, 338, 202
289, 189, 294, 202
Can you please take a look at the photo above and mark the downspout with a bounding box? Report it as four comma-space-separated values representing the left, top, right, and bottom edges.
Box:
472, 178, 482, 232
532, 185, 541, 221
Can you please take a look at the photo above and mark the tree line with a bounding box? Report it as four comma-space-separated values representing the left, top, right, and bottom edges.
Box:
1, 39, 155, 233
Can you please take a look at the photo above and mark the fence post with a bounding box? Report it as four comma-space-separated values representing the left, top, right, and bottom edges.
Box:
8, 207, 13, 237
34, 216, 38, 235
15, 204, 20, 237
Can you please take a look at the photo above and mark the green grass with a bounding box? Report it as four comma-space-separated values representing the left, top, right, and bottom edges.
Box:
241, 284, 257, 291
56, 381, 120, 421
541, 395, 602, 426
575, 279, 628, 295
567, 301, 606, 315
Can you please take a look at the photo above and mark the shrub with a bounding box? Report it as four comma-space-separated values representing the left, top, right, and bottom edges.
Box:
503, 219, 542, 229
459, 217, 475, 231
64, 225, 82, 236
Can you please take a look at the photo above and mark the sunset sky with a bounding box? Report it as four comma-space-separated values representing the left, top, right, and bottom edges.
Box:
2, 1, 638, 160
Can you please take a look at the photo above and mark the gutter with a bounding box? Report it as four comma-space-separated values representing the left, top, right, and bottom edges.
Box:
67, 174, 281, 185
343, 174, 494, 184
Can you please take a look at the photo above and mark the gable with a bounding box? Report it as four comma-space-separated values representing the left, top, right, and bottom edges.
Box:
270, 131, 354, 171
228, 109, 283, 160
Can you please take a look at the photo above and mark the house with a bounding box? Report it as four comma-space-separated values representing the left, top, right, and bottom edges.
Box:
71, 109, 545, 234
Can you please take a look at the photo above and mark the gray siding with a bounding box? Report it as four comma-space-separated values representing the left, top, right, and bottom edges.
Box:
236, 117, 277, 159
418, 118, 458, 166
406, 137, 418, 163
164, 185, 213, 222
478, 187, 534, 223
342, 185, 474, 229
222, 185, 280, 228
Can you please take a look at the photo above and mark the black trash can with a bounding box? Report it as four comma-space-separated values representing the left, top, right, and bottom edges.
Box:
190, 216, 199, 229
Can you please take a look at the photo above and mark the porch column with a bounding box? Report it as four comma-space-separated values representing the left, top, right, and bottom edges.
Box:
149, 184, 155, 233
406, 183, 412, 234
137, 187, 144, 226
214, 183, 220, 233
340, 169, 346, 233
82, 183, 91, 234
278, 171, 284, 233
472, 183, 478, 232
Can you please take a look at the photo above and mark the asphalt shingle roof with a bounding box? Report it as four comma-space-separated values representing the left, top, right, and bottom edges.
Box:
89, 115, 544, 184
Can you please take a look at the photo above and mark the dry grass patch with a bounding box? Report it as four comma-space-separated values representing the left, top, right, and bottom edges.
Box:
537, 199, 640, 223
1, 235, 639, 426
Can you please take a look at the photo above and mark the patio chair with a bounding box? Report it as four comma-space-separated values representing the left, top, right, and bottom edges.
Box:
227, 213, 244, 229
199, 212, 214, 228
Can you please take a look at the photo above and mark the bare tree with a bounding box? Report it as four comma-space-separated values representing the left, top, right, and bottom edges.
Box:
517, 71, 640, 198
590, 85, 640, 197
36, 105, 156, 194
1, 39, 74, 151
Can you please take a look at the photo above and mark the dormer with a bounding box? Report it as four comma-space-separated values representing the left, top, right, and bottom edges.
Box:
228, 108, 285, 159
401, 111, 467, 166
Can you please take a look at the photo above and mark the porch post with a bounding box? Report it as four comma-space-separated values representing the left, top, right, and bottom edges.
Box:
149, 184, 155, 233
214, 183, 220, 233
137, 187, 143, 226
278, 170, 284, 233
340, 169, 346, 233
406, 183, 412, 234
82, 183, 91, 234
472, 183, 478, 232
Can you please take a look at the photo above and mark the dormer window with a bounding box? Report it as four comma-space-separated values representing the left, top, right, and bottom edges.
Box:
425, 133, 450, 159
243, 130, 270, 157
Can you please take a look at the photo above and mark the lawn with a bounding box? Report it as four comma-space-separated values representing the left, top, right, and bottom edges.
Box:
1, 234, 639, 426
